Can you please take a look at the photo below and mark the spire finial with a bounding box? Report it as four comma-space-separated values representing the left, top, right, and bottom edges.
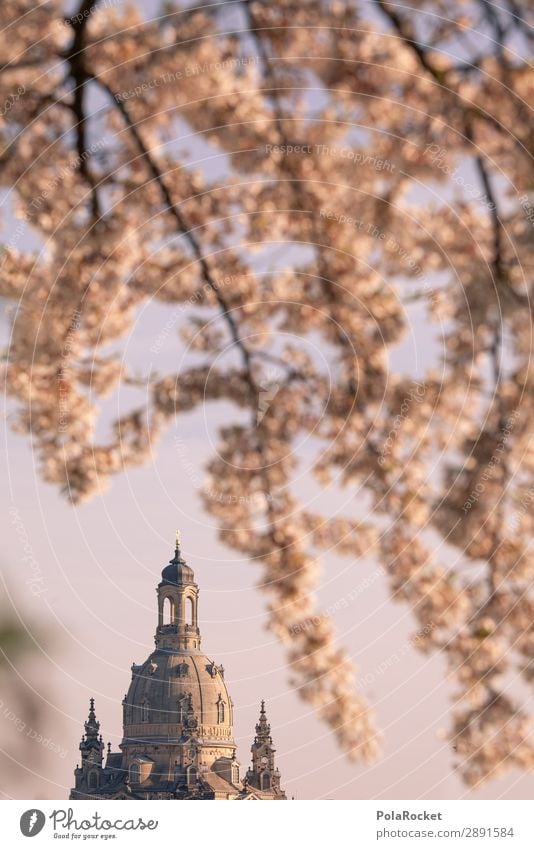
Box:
175, 529, 181, 551
83, 697, 101, 742
255, 700, 271, 740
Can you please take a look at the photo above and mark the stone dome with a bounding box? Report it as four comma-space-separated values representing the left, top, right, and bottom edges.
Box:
123, 647, 234, 745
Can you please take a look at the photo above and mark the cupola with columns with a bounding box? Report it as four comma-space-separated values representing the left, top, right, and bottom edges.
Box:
155, 531, 201, 651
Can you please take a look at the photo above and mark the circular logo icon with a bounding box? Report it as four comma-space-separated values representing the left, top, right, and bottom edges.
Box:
20, 809, 46, 837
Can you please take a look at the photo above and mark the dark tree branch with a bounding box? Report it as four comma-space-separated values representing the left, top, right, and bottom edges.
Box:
65, 0, 103, 220
373, 0, 447, 84
476, 0, 507, 58
91, 75, 257, 387
463, 120, 506, 392
373, 0, 528, 151
504, 0, 534, 45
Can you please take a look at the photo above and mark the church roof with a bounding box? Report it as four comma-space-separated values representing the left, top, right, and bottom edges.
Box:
202, 770, 239, 797
160, 543, 195, 587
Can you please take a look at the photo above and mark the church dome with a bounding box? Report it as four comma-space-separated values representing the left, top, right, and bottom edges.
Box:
123, 648, 234, 744
122, 535, 235, 752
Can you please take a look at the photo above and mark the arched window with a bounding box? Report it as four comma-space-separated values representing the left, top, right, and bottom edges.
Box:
185, 596, 194, 626
186, 765, 197, 787
217, 698, 225, 724
87, 770, 98, 790
231, 763, 240, 785
141, 700, 149, 722
129, 763, 140, 784
163, 596, 173, 624
260, 772, 271, 791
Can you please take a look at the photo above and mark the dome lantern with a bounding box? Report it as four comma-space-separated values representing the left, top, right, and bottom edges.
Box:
156, 533, 200, 651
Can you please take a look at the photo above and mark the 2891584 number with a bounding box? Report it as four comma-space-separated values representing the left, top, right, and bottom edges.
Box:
462, 828, 514, 838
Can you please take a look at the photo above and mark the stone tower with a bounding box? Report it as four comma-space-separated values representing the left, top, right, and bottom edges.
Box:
244, 701, 284, 797
70, 536, 287, 800
72, 698, 105, 795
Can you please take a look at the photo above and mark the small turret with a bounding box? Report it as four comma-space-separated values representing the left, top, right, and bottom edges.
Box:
73, 698, 105, 795
245, 701, 286, 798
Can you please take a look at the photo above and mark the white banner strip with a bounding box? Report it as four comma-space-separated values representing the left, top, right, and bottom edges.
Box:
3, 800, 534, 848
